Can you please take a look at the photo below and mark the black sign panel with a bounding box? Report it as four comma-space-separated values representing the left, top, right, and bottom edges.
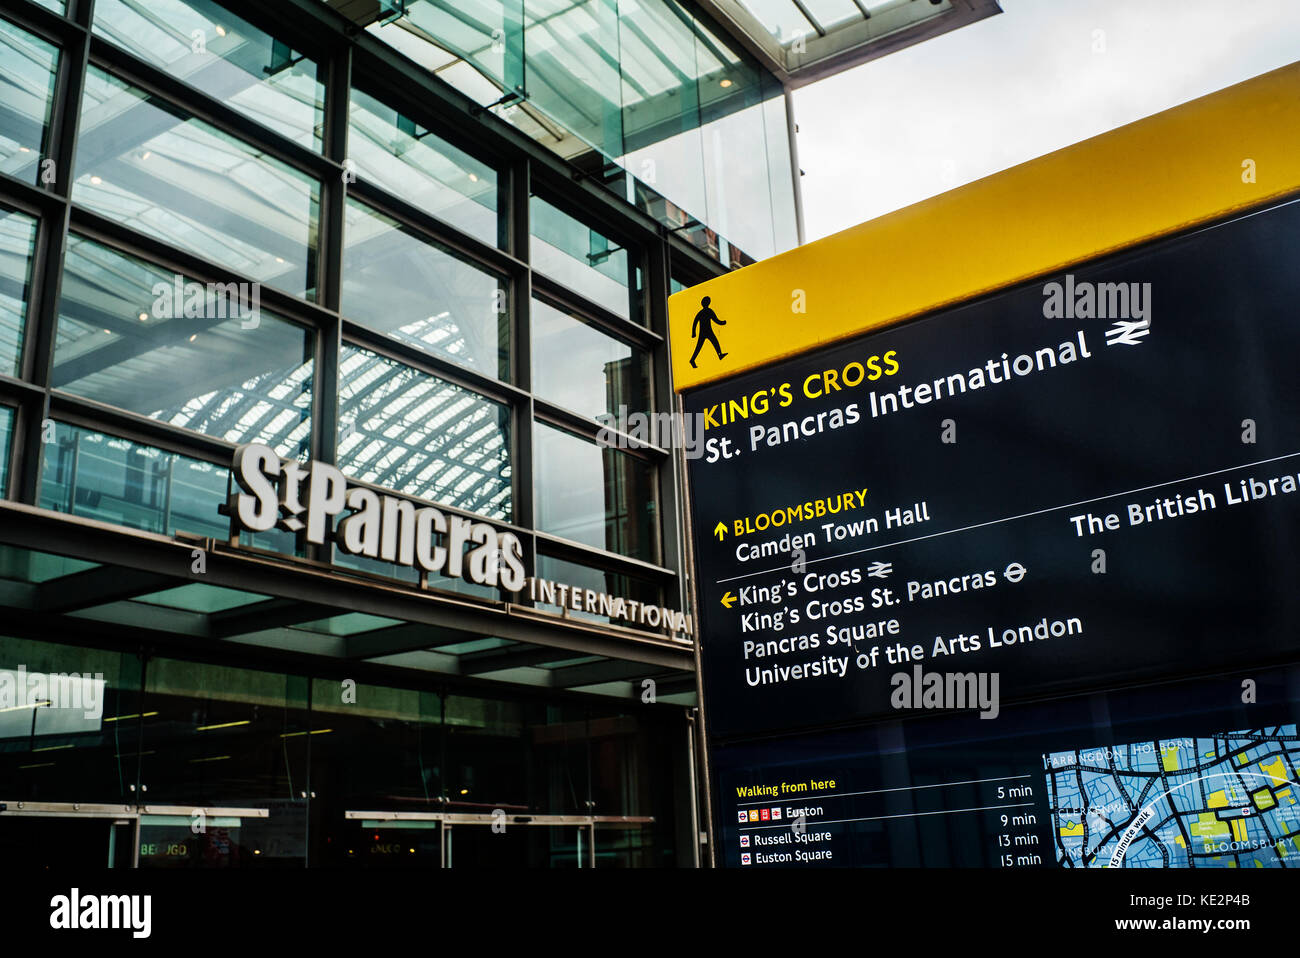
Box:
684, 198, 1300, 742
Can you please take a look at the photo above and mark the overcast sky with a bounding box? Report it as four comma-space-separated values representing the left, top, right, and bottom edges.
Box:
793, 0, 1300, 241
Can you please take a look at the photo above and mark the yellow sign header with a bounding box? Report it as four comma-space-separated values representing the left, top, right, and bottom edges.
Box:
670, 61, 1300, 392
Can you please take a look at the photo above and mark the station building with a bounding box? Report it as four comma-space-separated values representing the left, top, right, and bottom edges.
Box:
0, 0, 997, 867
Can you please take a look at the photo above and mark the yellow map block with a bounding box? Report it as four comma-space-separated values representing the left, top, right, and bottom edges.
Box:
1251, 787, 1277, 811
1190, 813, 1230, 838
1259, 756, 1289, 787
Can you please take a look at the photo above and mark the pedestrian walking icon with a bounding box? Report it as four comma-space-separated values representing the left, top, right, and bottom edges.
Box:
689, 296, 728, 368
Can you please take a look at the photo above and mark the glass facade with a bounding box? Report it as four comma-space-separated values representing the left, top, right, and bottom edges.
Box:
0, 634, 687, 867
0, 404, 11, 494
364, 0, 800, 261
73, 66, 320, 296
348, 85, 499, 246
0, 0, 721, 870
534, 422, 658, 562
336, 344, 512, 519
0, 17, 58, 186
54, 235, 315, 459
0, 205, 36, 377
531, 296, 650, 422
342, 198, 508, 378
91, 0, 326, 151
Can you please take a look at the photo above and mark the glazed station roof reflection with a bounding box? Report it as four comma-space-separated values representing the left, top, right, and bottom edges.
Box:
718, 0, 1002, 86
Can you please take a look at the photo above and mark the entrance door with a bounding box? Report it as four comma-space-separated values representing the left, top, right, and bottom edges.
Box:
444, 818, 591, 869
0, 803, 136, 868
135, 805, 272, 868
344, 811, 653, 867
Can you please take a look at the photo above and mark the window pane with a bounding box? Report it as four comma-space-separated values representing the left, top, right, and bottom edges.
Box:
0, 17, 59, 185
39, 421, 296, 551
342, 198, 508, 379
530, 197, 636, 321
92, 0, 325, 151
337, 345, 512, 520
139, 657, 310, 836
53, 235, 313, 460
0, 404, 12, 495
534, 422, 657, 561
531, 297, 649, 421
73, 66, 319, 297
348, 86, 498, 245
0, 206, 37, 376
0, 636, 140, 806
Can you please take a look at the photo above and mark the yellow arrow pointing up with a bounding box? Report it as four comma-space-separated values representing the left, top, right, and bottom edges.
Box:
720, 591, 736, 609
713, 521, 727, 541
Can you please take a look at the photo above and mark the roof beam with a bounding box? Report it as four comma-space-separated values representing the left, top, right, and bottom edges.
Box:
458, 644, 592, 675
34, 565, 180, 613
208, 597, 340, 638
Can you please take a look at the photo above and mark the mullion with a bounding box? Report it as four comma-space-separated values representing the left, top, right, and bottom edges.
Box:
13, 0, 89, 504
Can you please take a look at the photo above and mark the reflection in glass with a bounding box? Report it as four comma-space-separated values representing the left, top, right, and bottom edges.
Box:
530, 197, 635, 321
72, 66, 319, 297
0, 635, 141, 805
92, 0, 325, 150
39, 421, 296, 552
0, 206, 37, 376
337, 345, 512, 520
342, 199, 508, 379
534, 422, 657, 561
349, 86, 498, 245
0, 19, 58, 185
136, 656, 309, 865
54, 236, 313, 459
0, 404, 11, 496
531, 298, 649, 422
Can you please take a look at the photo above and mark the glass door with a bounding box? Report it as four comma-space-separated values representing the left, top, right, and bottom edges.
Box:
0, 803, 136, 868
443, 818, 594, 869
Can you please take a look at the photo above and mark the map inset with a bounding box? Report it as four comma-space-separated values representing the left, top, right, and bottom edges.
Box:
1044, 726, 1300, 867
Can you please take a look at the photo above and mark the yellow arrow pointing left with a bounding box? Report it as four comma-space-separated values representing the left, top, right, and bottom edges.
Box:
720, 591, 736, 609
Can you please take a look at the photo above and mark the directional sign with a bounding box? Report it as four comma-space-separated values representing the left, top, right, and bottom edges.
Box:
675, 64, 1300, 870
684, 196, 1300, 740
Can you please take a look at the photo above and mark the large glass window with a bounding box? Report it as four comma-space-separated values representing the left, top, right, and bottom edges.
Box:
530, 197, 637, 322
92, 0, 326, 151
534, 422, 657, 562
72, 66, 319, 297
531, 297, 649, 422
342, 199, 508, 380
337, 345, 512, 520
348, 86, 498, 246
53, 235, 313, 459
0, 205, 37, 377
0, 17, 58, 186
